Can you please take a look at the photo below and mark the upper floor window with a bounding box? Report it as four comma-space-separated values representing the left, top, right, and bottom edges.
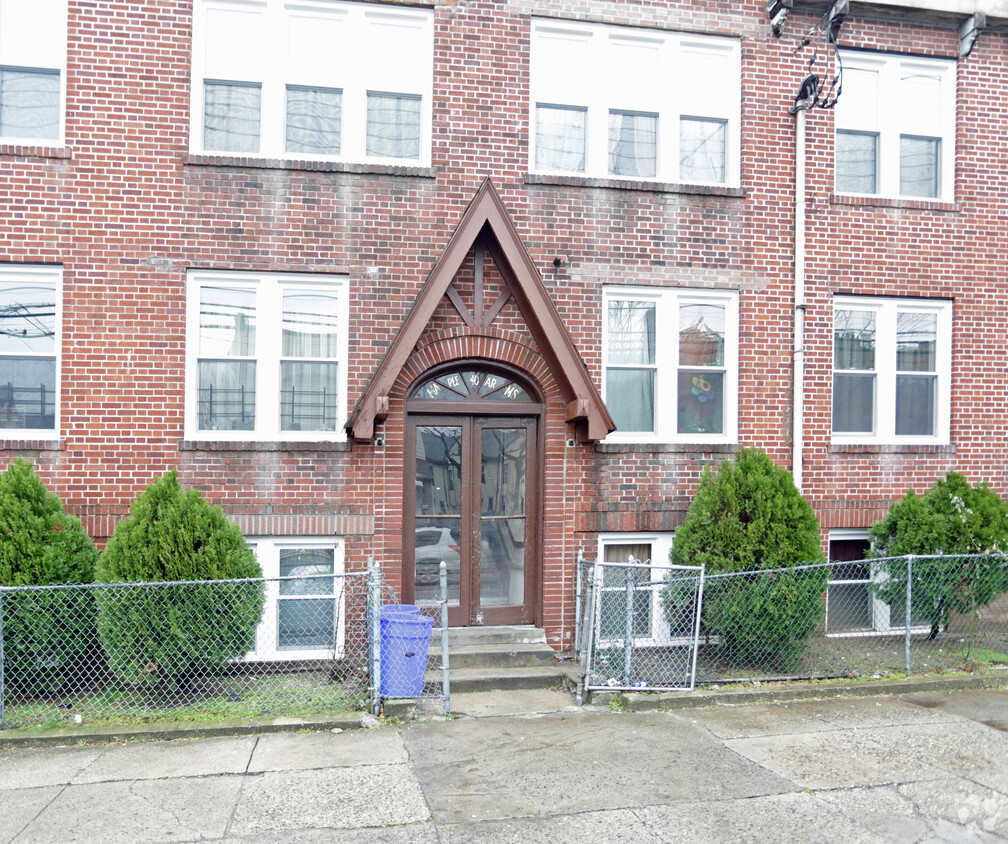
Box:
190, 0, 433, 164
0, 265, 60, 436
835, 51, 955, 201
0, 0, 67, 144
832, 296, 951, 444
185, 270, 348, 442
603, 287, 738, 443
530, 20, 740, 186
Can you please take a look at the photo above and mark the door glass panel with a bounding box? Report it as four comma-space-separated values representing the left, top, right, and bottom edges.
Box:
414, 517, 461, 606
415, 426, 462, 517
480, 427, 527, 607
480, 428, 525, 516
480, 517, 525, 606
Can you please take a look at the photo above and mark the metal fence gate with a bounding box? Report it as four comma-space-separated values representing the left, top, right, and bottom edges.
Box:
575, 552, 704, 702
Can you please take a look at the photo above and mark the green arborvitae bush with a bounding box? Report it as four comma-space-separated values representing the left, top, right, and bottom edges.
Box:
662, 447, 827, 672
96, 470, 264, 692
0, 458, 98, 692
869, 472, 1008, 640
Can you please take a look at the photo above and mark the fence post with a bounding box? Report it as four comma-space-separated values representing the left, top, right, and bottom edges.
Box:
574, 550, 583, 663
623, 560, 635, 686
905, 555, 913, 676
0, 587, 5, 729
439, 560, 450, 718
576, 562, 596, 706
689, 565, 706, 691
367, 557, 382, 715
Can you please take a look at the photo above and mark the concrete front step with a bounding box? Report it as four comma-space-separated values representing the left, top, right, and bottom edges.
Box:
428, 641, 556, 671
438, 625, 548, 647
425, 663, 579, 693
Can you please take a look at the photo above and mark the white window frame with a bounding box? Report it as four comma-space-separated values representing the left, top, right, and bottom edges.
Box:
826, 529, 929, 637
189, 0, 433, 165
184, 270, 349, 442
0, 264, 61, 437
530, 19, 740, 186
597, 532, 683, 647
0, 0, 67, 145
831, 295, 951, 446
834, 50, 956, 201
247, 536, 346, 661
602, 286, 739, 444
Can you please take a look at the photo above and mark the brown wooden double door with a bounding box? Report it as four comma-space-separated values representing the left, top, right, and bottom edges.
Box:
405, 414, 539, 626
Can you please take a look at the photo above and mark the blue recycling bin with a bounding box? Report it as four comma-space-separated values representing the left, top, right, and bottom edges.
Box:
379, 607, 434, 696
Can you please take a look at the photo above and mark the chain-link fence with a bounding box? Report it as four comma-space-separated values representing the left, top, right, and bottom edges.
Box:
1, 561, 450, 729
576, 553, 1008, 695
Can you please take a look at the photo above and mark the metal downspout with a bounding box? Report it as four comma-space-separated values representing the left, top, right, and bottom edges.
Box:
793, 97, 808, 493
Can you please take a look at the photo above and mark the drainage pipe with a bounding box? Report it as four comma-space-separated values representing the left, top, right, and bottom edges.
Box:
792, 96, 809, 493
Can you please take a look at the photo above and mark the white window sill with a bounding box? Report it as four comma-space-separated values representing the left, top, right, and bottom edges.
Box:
526, 172, 744, 197
184, 153, 436, 178
830, 192, 958, 213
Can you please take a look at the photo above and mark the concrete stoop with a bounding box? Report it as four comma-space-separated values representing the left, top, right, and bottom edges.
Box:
426, 625, 577, 693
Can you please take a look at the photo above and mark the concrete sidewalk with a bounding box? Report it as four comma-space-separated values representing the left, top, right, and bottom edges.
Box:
1, 687, 1006, 842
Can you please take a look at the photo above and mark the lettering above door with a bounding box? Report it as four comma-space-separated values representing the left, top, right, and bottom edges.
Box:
413, 369, 531, 403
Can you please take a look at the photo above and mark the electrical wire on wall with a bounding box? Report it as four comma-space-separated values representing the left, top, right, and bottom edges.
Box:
792, 0, 848, 110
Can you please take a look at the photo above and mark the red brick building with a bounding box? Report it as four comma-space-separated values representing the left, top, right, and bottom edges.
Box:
2, 0, 1005, 653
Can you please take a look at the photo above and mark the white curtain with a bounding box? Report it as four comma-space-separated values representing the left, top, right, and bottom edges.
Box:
286, 87, 341, 155
204, 82, 261, 153
679, 117, 726, 183
608, 112, 657, 178
366, 93, 420, 159
0, 69, 59, 139
836, 131, 878, 193
535, 105, 585, 172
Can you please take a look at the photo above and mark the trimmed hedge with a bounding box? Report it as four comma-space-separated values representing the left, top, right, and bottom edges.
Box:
96, 470, 264, 691
663, 447, 826, 671
0, 459, 98, 692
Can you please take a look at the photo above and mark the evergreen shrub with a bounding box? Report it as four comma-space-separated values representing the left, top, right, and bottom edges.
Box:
662, 447, 826, 671
0, 459, 98, 692
96, 470, 264, 691
869, 472, 1008, 640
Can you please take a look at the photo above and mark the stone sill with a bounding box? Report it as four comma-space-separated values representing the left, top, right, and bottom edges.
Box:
830, 443, 956, 455
596, 442, 738, 455
829, 193, 958, 213
526, 172, 745, 197
178, 439, 352, 453
184, 153, 437, 179
0, 439, 63, 451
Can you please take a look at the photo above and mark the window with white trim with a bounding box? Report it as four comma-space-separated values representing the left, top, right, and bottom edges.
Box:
832, 296, 951, 444
0, 0, 67, 144
530, 20, 740, 185
603, 287, 738, 443
247, 537, 345, 660
598, 533, 687, 646
185, 271, 348, 442
835, 51, 955, 200
0, 265, 60, 436
190, 0, 433, 164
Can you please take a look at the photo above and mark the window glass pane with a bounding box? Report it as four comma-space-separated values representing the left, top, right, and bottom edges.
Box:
481, 428, 526, 517
897, 312, 936, 372
836, 130, 878, 193
278, 598, 335, 648
827, 582, 873, 632
0, 357, 55, 429
415, 427, 462, 517
900, 135, 939, 198
414, 517, 460, 605
679, 304, 724, 366
834, 310, 875, 370
197, 360, 256, 430
600, 545, 651, 639
204, 81, 261, 153
535, 105, 585, 172
677, 369, 723, 435
366, 93, 420, 159
607, 301, 655, 365
0, 68, 59, 139
279, 548, 334, 595
832, 373, 875, 433
896, 374, 936, 436
282, 290, 340, 357
280, 361, 338, 431
0, 283, 56, 355
200, 286, 256, 357
480, 517, 525, 606
679, 117, 726, 183
606, 369, 654, 433
608, 111, 656, 178
286, 86, 341, 155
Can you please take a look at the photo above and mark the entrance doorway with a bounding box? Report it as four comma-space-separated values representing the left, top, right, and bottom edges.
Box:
403, 366, 542, 626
